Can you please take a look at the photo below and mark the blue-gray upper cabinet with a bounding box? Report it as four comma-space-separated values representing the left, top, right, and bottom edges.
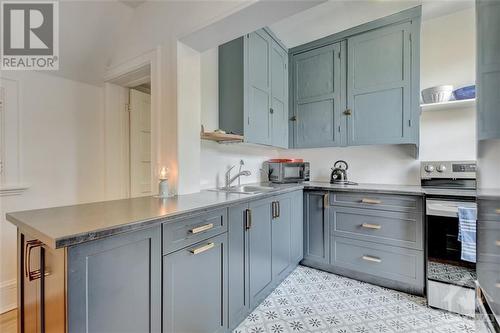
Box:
346, 21, 418, 146
163, 233, 227, 333
477, 0, 500, 140
68, 226, 161, 333
291, 42, 344, 148
219, 29, 289, 148
303, 191, 329, 264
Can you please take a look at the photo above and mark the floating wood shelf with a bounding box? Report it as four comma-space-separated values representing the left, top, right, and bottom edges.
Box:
200, 126, 244, 143
421, 98, 476, 112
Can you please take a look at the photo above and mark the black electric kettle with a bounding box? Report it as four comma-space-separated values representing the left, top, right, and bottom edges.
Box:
330, 160, 350, 184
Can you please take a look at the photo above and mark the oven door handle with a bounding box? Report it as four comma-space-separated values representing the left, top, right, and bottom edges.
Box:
426, 200, 476, 218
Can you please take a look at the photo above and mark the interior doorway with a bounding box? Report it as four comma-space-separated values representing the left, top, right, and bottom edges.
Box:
104, 62, 156, 199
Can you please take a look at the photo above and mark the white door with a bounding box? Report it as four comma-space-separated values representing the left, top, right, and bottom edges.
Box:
129, 89, 152, 197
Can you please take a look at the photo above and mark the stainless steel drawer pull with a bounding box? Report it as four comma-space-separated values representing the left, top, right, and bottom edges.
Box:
361, 198, 382, 205
362, 255, 382, 263
190, 242, 215, 255
496, 240, 500, 247
189, 223, 214, 234
496, 209, 500, 214
361, 223, 382, 230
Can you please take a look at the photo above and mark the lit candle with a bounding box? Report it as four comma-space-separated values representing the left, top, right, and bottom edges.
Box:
158, 167, 169, 198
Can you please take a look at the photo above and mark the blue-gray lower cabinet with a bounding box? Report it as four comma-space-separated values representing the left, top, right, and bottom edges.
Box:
248, 197, 274, 307
303, 191, 329, 264
68, 226, 162, 333
228, 203, 251, 329
227, 190, 303, 330
163, 233, 227, 333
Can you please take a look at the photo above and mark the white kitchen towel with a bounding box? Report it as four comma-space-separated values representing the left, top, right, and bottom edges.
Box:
457, 206, 477, 263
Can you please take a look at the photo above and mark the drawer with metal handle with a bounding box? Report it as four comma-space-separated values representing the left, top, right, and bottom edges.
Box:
329, 191, 423, 212
478, 198, 500, 222
478, 220, 500, 263
163, 208, 227, 255
330, 207, 423, 250
330, 236, 424, 287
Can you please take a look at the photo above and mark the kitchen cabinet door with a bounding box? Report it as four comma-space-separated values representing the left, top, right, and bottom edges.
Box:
270, 39, 289, 148
272, 194, 292, 281
68, 226, 161, 333
163, 233, 227, 333
477, 0, 500, 140
228, 203, 250, 329
248, 197, 273, 307
245, 30, 272, 145
292, 42, 344, 148
303, 191, 330, 264
291, 190, 304, 264
346, 22, 415, 145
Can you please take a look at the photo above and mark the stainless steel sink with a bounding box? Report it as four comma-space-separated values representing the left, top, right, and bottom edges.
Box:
210, 185, 275, 195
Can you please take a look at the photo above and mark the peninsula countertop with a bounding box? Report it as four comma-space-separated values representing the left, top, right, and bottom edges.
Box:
7, 181, 458, 250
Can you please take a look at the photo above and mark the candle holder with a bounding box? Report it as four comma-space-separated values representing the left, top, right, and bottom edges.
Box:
157, 167, 169, 199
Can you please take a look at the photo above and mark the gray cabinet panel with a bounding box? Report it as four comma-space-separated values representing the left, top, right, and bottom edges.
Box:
163, 233, 227, 333
246, 31, 272, 145
291, 190, 304, 264
228, 204, 250, 329
303, 191, 329, 264
293, 43, 343, 148
249, 198, 273, 307
68, 227, 161, 333
271, 41, 289, 148
347, 22, 414, 145
272, 196, 292, 280
477, 0, 500, 140
477, 261, 500, 316
331, 207, 423, 250
331, 236, 424, 287
478, 220, 500, 263
162, 208, 227, 255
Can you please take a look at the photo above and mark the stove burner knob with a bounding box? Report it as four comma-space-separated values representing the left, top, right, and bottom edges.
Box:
437, 164, 447, 173
425, 165, 435, 173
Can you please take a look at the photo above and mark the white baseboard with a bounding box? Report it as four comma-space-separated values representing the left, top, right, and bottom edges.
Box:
0, 279, 17, 314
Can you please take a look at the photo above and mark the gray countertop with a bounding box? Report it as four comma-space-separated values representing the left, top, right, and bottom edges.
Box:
6, 181, 476, 249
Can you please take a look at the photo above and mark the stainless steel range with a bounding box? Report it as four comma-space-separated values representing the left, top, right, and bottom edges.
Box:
421, 160, 477, 317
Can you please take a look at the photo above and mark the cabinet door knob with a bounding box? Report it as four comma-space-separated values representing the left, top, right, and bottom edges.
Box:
270, 108, 274, 114
290, 116, 297, 121
343, 109, 352, 115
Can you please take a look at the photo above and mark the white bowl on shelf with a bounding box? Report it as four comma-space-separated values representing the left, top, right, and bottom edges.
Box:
421, 85, 454, 104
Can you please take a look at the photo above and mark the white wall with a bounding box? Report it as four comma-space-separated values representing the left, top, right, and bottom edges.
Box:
0, 71, 105, 312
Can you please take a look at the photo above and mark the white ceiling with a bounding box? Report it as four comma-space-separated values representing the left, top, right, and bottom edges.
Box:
269, 0, 474, 49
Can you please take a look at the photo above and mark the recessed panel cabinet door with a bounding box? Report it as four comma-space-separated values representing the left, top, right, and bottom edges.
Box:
228, 203, 250, 329
271, 40, 289, 148
163, 233, 227, 333
293, 43, 343, 148
291, 190, 304, 264
303, 191, 329, 264
477, 0, 500, 140
272, 195, 292, 280
246, 31, 272, 145
248, 198, 273, 307
68, 226, 161, 333
347, 22, 412, 145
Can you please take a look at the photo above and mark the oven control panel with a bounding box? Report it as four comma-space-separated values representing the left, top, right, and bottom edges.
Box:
420, 161, 476, 179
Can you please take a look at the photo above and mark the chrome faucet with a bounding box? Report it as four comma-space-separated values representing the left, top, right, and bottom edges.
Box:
225, 161, 251, 188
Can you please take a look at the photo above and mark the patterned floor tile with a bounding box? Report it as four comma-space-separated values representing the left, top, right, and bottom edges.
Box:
234, 265, 476, 332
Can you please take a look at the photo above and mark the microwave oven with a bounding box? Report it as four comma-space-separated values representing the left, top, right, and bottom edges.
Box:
267, 162, 310, 183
